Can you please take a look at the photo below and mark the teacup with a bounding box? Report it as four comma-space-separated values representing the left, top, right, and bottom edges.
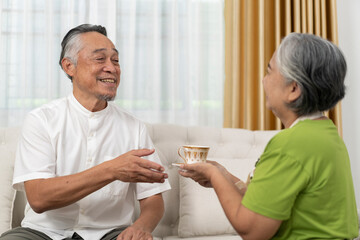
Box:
178, 145, 210, 164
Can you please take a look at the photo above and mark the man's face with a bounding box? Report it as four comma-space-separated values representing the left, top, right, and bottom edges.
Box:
70, 32, 121, 109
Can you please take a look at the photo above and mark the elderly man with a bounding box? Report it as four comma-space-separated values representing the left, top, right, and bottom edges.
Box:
0, 24, 171, 240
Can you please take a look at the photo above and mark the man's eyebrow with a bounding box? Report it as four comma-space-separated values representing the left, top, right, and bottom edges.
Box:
92, 48, 119, 54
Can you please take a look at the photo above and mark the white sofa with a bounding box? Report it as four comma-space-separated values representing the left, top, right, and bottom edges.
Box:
1, 123, 357, 239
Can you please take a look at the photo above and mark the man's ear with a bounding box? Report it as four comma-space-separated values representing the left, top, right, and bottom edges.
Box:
61, 58, 76, 78
288, 81, 301, 102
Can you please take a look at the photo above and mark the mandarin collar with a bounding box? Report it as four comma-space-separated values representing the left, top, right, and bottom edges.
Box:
69, 94, 110, 118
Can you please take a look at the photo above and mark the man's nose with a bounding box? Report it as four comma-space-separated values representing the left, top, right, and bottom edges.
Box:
103, 59, 118, 73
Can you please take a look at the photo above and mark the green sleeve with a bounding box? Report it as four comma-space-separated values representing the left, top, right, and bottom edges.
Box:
242, 149, 310, 220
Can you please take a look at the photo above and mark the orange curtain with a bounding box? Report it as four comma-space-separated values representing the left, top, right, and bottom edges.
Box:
224, 0, 342, 134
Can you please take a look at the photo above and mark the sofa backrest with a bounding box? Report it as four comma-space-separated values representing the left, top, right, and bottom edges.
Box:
0, 124, 279, 237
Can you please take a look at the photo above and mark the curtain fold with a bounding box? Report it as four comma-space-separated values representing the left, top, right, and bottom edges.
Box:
224, 0, 342, 134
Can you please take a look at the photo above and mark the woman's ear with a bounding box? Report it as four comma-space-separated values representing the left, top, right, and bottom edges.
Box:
61, 58, 75, 78
288, 81, 301, 102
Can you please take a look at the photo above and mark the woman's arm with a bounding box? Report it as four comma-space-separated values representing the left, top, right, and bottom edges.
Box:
179, 163, 281, 239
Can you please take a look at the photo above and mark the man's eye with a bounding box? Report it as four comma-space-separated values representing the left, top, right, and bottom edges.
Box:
96, 58, 105, 61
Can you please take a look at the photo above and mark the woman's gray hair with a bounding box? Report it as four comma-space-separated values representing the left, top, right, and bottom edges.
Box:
59, 24, 107, 80
276, 32, 347, 116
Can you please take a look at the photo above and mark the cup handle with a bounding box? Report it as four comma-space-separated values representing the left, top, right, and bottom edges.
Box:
178, 146, 187, 164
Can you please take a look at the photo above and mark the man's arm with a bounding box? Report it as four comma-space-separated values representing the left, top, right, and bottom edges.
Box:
25, 149, 168, 213
116, 194, 164, 240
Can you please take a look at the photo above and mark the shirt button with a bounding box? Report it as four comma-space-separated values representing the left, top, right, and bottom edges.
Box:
87, 158, 92, 162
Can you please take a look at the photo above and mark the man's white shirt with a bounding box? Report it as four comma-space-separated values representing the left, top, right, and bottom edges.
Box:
13, 94, 171, 240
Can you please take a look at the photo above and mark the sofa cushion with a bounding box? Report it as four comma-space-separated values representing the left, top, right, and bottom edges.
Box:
0, 127, 21, 234
178, 157, 257, 238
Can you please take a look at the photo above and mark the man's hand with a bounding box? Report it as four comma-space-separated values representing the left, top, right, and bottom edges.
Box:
24, 149, 167, 213
116, 194, 164, 240
116, 225, 152, 240
106, 149, 168, 183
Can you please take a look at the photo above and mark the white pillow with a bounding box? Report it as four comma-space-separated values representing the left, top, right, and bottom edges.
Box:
178, 158, 258, 237
0, 145, 17, 234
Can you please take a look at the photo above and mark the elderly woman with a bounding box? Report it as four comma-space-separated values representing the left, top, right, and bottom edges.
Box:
179, 33, 358, 239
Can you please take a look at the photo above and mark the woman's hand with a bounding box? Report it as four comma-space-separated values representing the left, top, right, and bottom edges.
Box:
207, 160, 229, 176
179, 160, 241, 188
208, 160, 241, 184
178, 161, 219, 188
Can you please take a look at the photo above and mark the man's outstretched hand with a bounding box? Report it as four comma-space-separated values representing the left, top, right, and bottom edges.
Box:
107, 149, 168, 183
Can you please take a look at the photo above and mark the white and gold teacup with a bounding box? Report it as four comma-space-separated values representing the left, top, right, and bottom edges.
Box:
177, 145, 210, 164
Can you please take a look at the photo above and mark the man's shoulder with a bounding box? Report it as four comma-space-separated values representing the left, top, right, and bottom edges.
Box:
30, 96, 68, 113
26, 96, 69, 122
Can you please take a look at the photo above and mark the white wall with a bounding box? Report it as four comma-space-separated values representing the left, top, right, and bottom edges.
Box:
337, 0, 360, 208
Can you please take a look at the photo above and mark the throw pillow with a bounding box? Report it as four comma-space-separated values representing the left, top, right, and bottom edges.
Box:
0, 127, 21, 234
178, 157, 258, 237
0, 145, 17, 234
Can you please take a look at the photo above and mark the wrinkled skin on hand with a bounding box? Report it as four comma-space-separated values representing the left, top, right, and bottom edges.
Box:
178, 161, 219, 187
178, 160, 239, 188
107, 149, 168, 183
116, 225, 153, 240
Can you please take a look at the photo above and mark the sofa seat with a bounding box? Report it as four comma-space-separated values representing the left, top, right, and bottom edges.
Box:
1, 123, 358, 239
160, 235, 241, 240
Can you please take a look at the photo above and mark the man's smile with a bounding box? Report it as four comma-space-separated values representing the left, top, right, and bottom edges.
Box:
98, 78, 117, 83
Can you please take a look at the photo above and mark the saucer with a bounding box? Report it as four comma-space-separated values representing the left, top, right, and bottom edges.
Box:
172, 163, 185, 168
